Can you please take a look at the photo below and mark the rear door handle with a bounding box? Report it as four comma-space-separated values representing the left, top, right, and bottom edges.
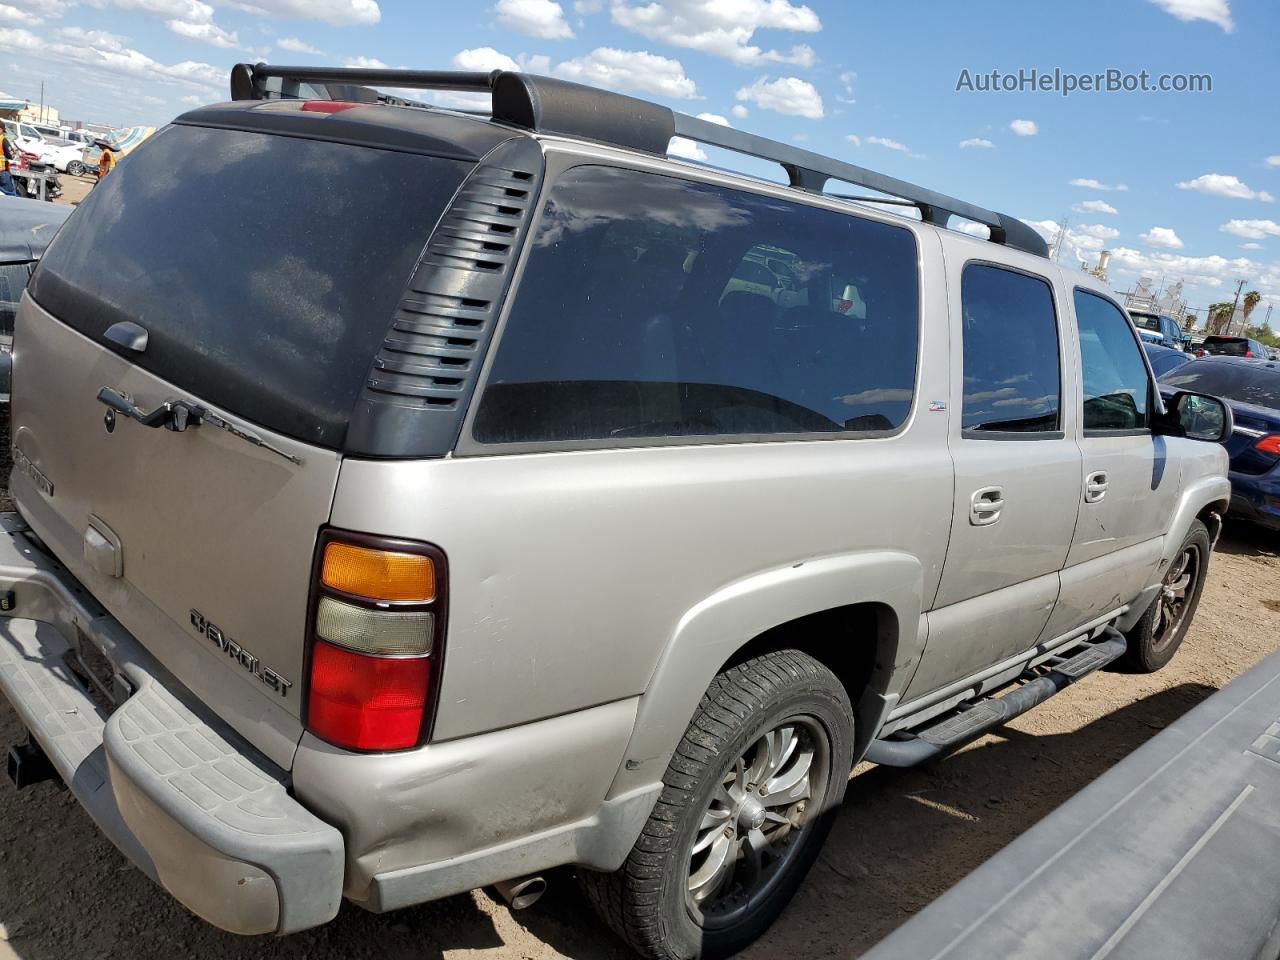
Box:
1085, 471, 1109, 503
102, 321, 148, 353
970, 485, 1005, 526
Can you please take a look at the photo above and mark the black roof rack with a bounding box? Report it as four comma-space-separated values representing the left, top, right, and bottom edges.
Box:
230, 63, 1048, 258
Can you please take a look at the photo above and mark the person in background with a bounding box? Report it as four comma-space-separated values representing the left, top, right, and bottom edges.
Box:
0, 126, 17, 197
97, 141, 117, 179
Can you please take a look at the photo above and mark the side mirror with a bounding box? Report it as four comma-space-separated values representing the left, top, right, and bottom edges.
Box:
1156, 391, 1233, 443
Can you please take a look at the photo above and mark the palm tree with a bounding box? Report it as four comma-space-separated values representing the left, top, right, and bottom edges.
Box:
1243, 290, 1261, 324
1207, 302, 1234, 335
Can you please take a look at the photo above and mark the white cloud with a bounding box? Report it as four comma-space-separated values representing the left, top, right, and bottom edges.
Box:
1106, 247, 1271, 293
1, 24, 223, 88
836, 70, 855, 104
1077, 223, 1121, 240
735, 75, 822, 119
1009, 118, 1038, 136
574, 0, 603, 11
1242, 242, 1263, 250
611, 0, 819, 67
1075, 199, 1119, 214
860, 135, 925, 159
277, 35, 322, 54
554, 47, 697, 98
696, 111, 730, 126
667, 137, 706, 161
1147, 0, 1233, 32
86, 0, 379, 26
730, 103, 748, 119
959, 137, 994, 149
844, 134, 860, 146
0, 4, 35, 23
1069, 177, 1128, 191
1219, 218, 1280, 240
1177, 173, 1274, 202
1267, 155, 1280, 168
453, 46, 520, 72
167, 17, 238, 47
1141, 226, 1185, 249
496, 0, 573, 39
343, 54, 388, 68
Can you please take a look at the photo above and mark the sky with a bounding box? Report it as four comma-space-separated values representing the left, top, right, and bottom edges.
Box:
1, 0, 1278, 327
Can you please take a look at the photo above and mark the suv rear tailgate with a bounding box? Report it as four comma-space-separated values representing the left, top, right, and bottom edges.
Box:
10, 298, 338, 764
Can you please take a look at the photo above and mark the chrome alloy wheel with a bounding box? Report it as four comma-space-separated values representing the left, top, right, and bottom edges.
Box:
1152, 543, 1201, 651
685, 716, 831, 927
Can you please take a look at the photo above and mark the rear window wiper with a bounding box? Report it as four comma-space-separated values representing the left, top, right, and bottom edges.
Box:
96, 387, 303, 466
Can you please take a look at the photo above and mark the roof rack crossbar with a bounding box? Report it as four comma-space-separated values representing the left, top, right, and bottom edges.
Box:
227, 63, 1048, 258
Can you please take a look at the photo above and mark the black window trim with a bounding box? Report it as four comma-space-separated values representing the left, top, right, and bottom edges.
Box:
1073, 286, 1157, 439
455, 157, 926, 457
959, 258, 1066, 443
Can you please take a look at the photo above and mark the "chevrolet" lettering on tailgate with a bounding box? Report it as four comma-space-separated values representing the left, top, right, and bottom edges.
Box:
189, 609, 294, 698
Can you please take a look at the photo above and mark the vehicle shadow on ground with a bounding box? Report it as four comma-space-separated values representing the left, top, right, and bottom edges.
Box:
506, 682, 1216, 960
1215, 521, 1279, 558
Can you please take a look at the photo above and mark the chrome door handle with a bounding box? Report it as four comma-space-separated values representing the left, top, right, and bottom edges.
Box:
1085, 471, 1109, 503
970, 486, 1005, 526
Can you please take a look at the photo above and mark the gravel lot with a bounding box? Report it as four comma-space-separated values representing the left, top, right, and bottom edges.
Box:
1, 517, 1276, 960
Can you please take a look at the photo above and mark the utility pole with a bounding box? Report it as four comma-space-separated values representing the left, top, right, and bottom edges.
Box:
1228, 278, 1246, 336
1050, 218, 1068, 263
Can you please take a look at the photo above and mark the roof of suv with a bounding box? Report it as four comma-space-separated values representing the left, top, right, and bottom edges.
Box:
217, 62, 1050, 260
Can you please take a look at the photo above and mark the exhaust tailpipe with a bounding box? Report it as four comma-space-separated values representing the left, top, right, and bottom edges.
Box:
492, 874, 547, 910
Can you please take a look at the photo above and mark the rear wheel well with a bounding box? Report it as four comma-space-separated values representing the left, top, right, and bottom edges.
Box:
1197, 501, 1227, 543
724, 602, 897, 727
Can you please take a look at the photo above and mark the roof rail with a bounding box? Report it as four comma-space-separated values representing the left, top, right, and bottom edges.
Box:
229, 63, 1048, 259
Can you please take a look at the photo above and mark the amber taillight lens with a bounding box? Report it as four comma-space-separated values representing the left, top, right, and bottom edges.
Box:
305, 530, 447, 751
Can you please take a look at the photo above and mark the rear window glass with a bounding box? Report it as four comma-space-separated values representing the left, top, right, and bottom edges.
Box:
1161, 361, 1280, 409
1203, 337, 1250, 356
1130, 312, 1161, 332
30, 124, 469, 448
473, 165, 919, 445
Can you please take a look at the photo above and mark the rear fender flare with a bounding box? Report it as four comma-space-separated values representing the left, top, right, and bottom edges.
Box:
605, 551, 923, 799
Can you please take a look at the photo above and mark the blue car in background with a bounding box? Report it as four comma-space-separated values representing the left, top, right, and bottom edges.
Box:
1160, 356, 1280, 532
1143, 341, 1193, 378
1129, 309, 1184, 349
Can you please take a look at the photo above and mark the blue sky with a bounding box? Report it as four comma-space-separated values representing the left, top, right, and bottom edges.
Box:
2, 0, 1278, 325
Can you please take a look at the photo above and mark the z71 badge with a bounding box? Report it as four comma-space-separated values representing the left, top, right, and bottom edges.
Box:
189, 609, 293, 698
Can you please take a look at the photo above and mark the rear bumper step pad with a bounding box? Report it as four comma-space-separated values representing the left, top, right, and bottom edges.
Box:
865, 627, 1127, 768
0, 515, 344, 935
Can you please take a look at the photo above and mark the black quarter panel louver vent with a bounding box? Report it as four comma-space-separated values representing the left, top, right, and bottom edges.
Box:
345, 136, 545, 457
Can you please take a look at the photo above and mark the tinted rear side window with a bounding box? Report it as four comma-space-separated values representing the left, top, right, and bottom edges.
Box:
31, 124, 469, 448
959, 264, 1061, 434
473, 165, 919, 445
1161, 362, 1280, 409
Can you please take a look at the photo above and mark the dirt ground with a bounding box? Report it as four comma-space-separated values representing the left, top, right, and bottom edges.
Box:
0, 519, 1276, 960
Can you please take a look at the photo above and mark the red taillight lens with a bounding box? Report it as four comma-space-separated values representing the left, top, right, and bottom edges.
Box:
1246, 350, 1255, 358
307, 641, 430, 750
1255, 435, 1280, 456
305, 531, 447, 752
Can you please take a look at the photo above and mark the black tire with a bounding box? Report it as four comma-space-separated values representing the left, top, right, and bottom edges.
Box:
1123, 519, 1211, 672
66, 160, 85, 177
581, 650, 854, 960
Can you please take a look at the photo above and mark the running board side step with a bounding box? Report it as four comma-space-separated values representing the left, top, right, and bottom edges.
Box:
865, 627, 1127, 768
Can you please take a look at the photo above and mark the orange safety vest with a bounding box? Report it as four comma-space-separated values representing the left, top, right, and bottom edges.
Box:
0, 132, 9, 173
99, 149, 116, 177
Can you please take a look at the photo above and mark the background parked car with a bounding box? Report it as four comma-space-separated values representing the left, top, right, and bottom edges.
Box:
1160, 356, 1280, 532
1197, 334, 1269, 358
0, 195, 71, 398
1129, 309, 1183, 349
1143, 341, 1194, 378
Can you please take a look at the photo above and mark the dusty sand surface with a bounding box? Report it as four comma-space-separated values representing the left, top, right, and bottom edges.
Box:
0, 523, 1277, 960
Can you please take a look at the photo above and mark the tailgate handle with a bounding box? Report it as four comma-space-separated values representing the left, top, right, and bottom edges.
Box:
103, 321, 149, 353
